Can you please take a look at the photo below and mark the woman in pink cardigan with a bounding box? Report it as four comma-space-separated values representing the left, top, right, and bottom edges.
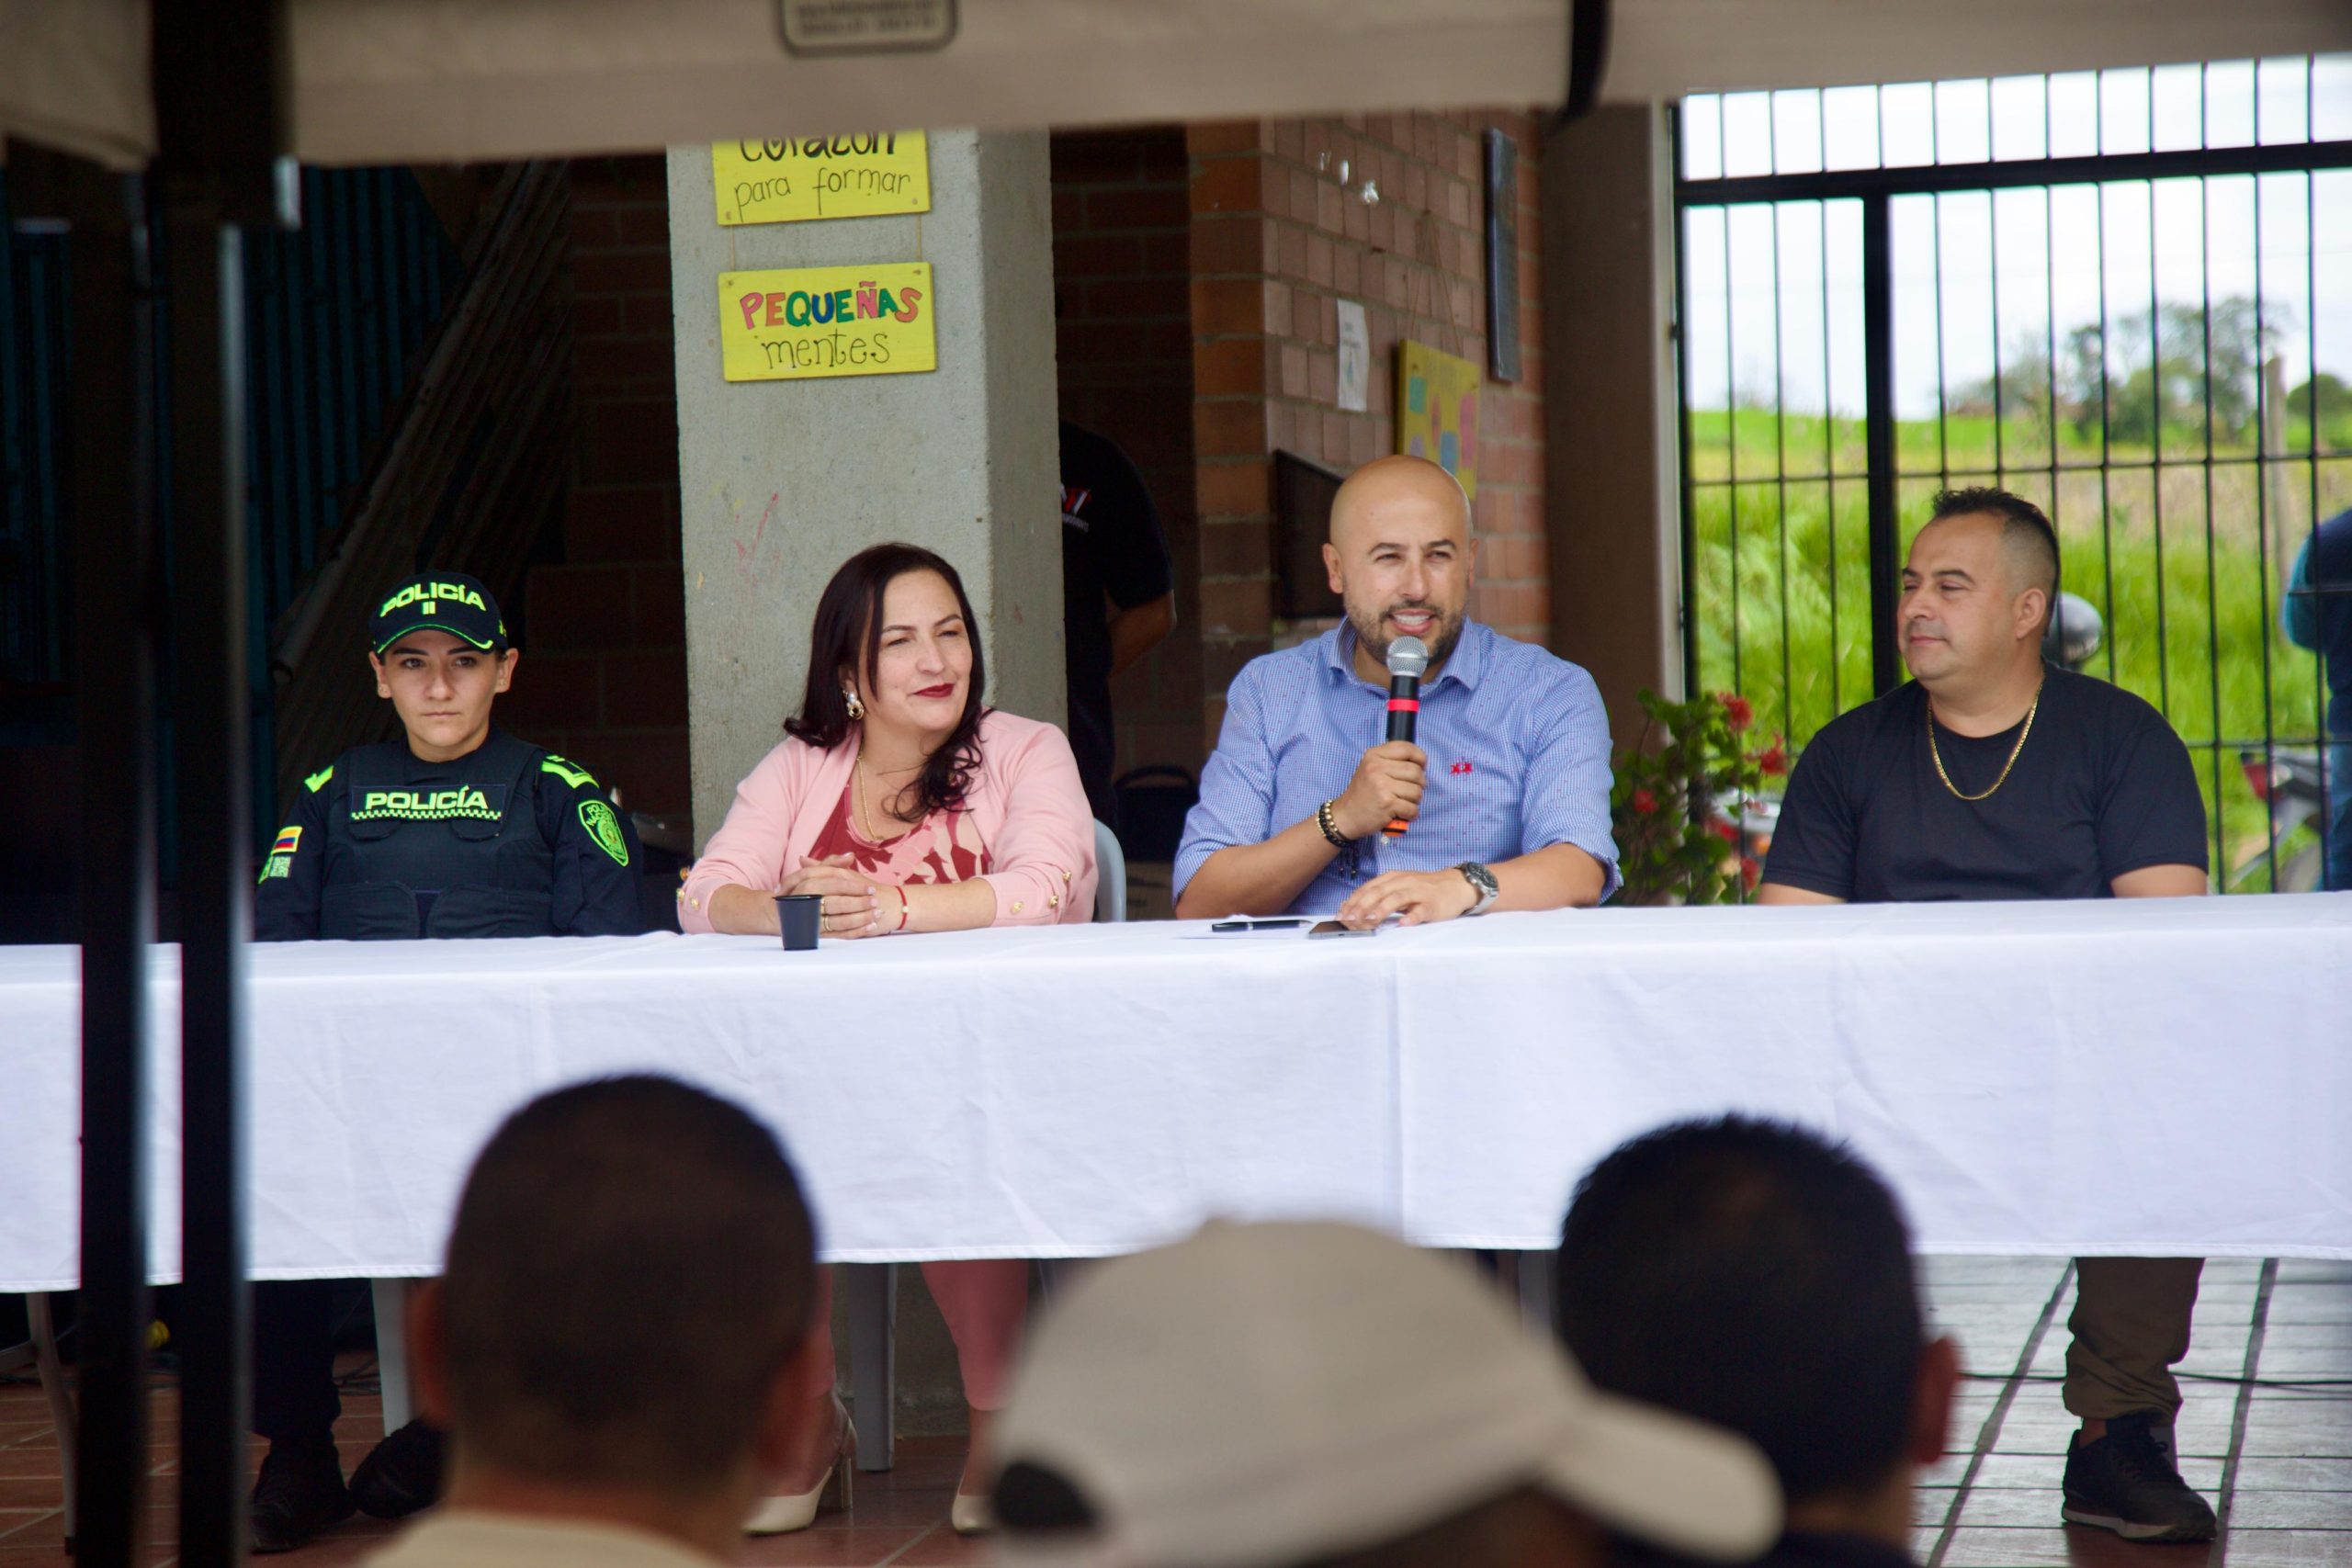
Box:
679, 543, 1095, 1537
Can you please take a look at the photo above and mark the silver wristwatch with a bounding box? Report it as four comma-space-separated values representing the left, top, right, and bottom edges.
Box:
1454, 861, 1500, 916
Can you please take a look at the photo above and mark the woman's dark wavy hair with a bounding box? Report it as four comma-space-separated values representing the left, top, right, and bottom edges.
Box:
785, 543, 987, 818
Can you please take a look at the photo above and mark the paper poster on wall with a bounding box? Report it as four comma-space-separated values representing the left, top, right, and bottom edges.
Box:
1335, 300, 1370, 413
711, 133, 931, 225
1396, 340, 1480, 499
719, 264, 935, 382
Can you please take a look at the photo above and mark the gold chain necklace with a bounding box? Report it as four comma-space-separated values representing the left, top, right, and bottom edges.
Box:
853, 753, 879, 840
1926, 680, 2042, 802
854, 751, 919, 840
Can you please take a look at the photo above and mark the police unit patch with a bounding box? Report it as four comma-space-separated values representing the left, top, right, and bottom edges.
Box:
579, 799, 630, 867
258, 855, 292, 882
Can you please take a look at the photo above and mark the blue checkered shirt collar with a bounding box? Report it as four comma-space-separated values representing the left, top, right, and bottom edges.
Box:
1317, 620, 1490, 694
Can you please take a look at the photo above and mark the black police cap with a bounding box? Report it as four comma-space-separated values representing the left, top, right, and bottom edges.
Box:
369, 573, 509, 656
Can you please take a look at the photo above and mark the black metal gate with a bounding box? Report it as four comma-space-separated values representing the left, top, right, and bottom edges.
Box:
1675, 58, 2352, 891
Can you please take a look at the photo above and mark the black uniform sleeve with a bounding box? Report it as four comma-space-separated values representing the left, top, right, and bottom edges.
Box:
1087, 439, 1175, 612
1758, 721, 1860, 900
2097, 701, 2210, 879
538, 756, 648, 936
252, 767, 334, 941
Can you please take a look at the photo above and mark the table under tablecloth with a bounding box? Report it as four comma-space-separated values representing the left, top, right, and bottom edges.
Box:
6, 894, 2349, 1292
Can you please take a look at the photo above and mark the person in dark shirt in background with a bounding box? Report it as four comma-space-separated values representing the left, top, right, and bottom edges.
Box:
1758, 488, 2213, 1544
1059, 419, 1175, 829
2282, 505, 2352, 890
249, 571, 643, 1552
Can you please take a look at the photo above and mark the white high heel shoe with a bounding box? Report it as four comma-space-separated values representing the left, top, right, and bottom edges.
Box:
745, 1397, 855, 1536
950, 1491, 995, 1536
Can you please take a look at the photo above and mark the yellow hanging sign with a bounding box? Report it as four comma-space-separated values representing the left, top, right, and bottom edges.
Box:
1396, 340, 1482, 500
711, 134, 931, 225
718, 264, 936, 382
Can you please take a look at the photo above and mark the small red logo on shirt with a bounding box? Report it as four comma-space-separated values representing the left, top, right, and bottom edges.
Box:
1450, 761, 1474, 775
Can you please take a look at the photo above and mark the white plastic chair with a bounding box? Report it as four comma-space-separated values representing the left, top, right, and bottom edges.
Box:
1092, 818, 1126, 923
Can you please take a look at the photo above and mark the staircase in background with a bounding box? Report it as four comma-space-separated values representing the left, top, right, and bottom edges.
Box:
266, 160, 576, 815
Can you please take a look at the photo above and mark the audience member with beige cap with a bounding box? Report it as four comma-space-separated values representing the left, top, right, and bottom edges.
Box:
987, 1219, 1781, 1568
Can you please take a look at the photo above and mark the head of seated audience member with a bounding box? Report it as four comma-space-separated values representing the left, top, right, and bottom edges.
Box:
989, 1219, 1780, 1568
401, 1076, 822, 1561
1555, 1117, 1958, 1560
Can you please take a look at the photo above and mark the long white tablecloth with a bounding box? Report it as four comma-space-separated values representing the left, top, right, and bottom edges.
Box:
6, 894, 2350, 1292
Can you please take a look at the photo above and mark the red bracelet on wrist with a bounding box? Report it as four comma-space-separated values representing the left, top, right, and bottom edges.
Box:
893, 886, 910, 933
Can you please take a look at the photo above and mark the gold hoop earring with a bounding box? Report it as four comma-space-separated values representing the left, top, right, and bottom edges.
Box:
843, 689, 865, 721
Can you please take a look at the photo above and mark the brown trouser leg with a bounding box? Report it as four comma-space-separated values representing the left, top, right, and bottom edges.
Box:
2064, 1257, 2204, 1421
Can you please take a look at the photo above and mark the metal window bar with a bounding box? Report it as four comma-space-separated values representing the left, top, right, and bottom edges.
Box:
1678, 60, 2350, 894
2303, 158, 2325, 889
1816, 188, 1839, 716
2203, 168, 2231, 880
1674, 107, 1702, 694
2253, 156, 2273, 889
1772, 207, 1793, 731
1722, 105, 1743, 705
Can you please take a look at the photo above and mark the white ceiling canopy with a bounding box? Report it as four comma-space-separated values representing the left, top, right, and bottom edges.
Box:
5, 0, 2350, 170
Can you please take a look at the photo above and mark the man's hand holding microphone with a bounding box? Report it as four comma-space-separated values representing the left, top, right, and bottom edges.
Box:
1321, 635, 1486, 928
1327, 740, 1428, 841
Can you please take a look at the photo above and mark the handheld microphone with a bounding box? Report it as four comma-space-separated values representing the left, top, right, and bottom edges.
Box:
1383, 636, 1429, 839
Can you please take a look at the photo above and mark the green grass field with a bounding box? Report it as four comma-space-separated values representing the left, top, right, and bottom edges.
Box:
1684, 407, 2350, 888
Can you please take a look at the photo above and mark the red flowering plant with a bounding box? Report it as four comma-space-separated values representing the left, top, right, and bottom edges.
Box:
1609, 690, 1783, 906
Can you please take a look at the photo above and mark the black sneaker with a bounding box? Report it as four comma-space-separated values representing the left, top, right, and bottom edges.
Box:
349, 1418, 447, 1519
250, 1443, 356, 1553
2062, 1411, 2218, 1543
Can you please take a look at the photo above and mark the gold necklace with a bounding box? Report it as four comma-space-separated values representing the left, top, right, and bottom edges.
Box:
1926, 680, 2042, 802
854, 751, 920, 839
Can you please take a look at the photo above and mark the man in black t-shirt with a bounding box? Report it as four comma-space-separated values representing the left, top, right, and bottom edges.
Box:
1761, 489, 2215, 1545
1060, 419, 1176, 829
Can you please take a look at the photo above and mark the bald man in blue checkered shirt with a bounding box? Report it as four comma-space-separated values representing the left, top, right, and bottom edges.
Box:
1173, 456, 1620, 927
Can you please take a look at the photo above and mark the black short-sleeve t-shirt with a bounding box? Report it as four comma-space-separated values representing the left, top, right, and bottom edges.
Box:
1761, 665, 2208, 903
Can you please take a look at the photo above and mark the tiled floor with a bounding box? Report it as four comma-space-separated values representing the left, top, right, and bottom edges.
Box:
4, 1258, 2346, 1567
1909, 1257, 2352, 1567
0, 1373, 989, 1568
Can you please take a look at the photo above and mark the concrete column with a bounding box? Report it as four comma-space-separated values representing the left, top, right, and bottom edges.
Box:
666, 131, 1062, 843
1542, 105, 1685, 728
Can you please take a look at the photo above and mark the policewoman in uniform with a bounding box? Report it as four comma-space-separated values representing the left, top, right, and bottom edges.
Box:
249, 572, 644, 1551
254, 573, 643, 941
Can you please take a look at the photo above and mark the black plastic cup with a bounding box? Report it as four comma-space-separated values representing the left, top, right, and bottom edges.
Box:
776, 894, 821, 951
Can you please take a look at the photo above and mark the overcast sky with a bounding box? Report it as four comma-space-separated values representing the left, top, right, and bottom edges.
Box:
1680, 57, 2352, 419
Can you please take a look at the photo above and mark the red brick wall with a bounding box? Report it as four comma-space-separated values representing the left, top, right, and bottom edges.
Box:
1049, 129, 1206, 784
500, 156, 692, 820
1188, 111, 1548, 743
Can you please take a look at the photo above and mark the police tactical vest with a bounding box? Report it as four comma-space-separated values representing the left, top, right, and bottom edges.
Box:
320, 729, 560, 940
